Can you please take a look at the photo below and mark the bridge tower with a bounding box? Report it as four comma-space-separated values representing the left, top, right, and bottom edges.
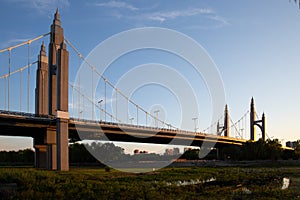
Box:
34, 9, 69, 171
224, 104, 230, 137
217, 105, 230, 137
35, 43, 56, 170
250, 97, 256, 140
250, 97, 266, 141
49, 9, 64, 116
56, 35, 69, 171
35, 43, 48, 115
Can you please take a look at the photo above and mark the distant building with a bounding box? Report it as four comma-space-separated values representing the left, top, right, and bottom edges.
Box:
173, 148, 180, 155
286, 141, 298, 149
164, 148, 173, 156
164, 148, 180, 156
184, 147, 192, 152
134, 149, 149, 154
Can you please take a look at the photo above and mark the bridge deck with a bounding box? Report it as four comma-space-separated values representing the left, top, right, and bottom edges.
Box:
0, 111, 247, 147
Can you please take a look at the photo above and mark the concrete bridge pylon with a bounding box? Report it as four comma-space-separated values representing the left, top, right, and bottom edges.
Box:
35, 9, 69, 171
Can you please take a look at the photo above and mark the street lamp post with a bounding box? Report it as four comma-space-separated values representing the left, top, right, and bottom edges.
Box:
98, 99, 103, 122
79, 110, 83, 120
240, 128, 244, 139
129, 117, 134, 125
192, 117, 198, 132
154, 110, 160, 127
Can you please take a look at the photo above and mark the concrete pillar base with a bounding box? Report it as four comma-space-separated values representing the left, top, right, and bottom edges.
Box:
57, 118, 69, 171
34, 145, 47, 168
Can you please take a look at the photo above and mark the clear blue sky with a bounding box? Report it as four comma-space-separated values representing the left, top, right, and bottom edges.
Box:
0, 0, 300, 151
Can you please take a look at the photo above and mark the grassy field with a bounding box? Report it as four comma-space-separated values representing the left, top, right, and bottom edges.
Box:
0, 165, 299, 199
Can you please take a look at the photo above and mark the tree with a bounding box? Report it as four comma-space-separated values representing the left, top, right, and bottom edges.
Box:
69, 143, 97, 163
222, 145, 242, 160
0, 149, 34, 165
294, 140, 300, 159
181, 149, 200, 160
265, 139, 282, 160
239, 139, 283, 160
85, 142, 126, 163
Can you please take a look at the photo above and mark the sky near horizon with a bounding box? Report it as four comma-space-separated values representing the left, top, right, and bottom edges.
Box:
0, 0, 300, 151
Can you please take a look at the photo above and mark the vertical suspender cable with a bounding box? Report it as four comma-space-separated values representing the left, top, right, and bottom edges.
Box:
92, 67, 94, 120
136, 105, 138, 125
7, 51, 10, 111
82, 94, 84, 119
126, 98, 128, 123
20, 69, 22, 111
115, 89, 118, 122
245, 113, 247, 139
27, 42, 30, 112
78, 74, 81, 118
104, 79, 107, 121
71, 84, 74, 118
4, 76, 7, 110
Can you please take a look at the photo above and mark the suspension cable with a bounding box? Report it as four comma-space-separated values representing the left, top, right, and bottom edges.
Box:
229, 110, 249, 138
69, 82, 121, 122
0, 62, 37, 79
64, 38, 177, 129
202, 115, 223, 133
0, 33, 50, 54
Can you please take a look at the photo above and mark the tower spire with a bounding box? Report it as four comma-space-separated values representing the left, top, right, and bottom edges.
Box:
40, 42, 46, 56
55, 8, 60, 20
49, 8, 64, 116
53, 8, 61, 27
250, 97, 256, 141
224, 104, 230, 137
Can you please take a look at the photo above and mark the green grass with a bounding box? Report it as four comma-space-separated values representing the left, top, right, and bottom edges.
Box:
0, 166, 299, 199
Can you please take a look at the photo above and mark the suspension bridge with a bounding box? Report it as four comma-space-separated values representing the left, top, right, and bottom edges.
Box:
0, 10, 266, 171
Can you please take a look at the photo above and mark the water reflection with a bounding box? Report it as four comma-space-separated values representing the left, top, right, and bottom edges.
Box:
282, 177, 290, 190
164, 177, 216, 187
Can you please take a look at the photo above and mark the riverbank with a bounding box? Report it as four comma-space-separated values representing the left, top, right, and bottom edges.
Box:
0, 166, 299, 199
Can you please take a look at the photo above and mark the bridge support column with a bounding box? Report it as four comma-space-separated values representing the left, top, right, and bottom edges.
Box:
33, 128, 57, 170
250, 98, 266, 141
261, 113, 266, 141
33, 133, 46, 168
216, 147, 225, 160
224, 105, 230, 137
56, 34, 69, 171
45, 128, 57, 170
34, 145, 47, 168
56, 118, 69, 171
34, 9, 69, 171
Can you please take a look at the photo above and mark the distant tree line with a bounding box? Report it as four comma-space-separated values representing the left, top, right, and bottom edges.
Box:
0, 142, 177, 166
221, 139, 300, 161
0, 139, 299, 165
70, 142, 178, 164
181, 139, 300, 161
0, 149, 34, 165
